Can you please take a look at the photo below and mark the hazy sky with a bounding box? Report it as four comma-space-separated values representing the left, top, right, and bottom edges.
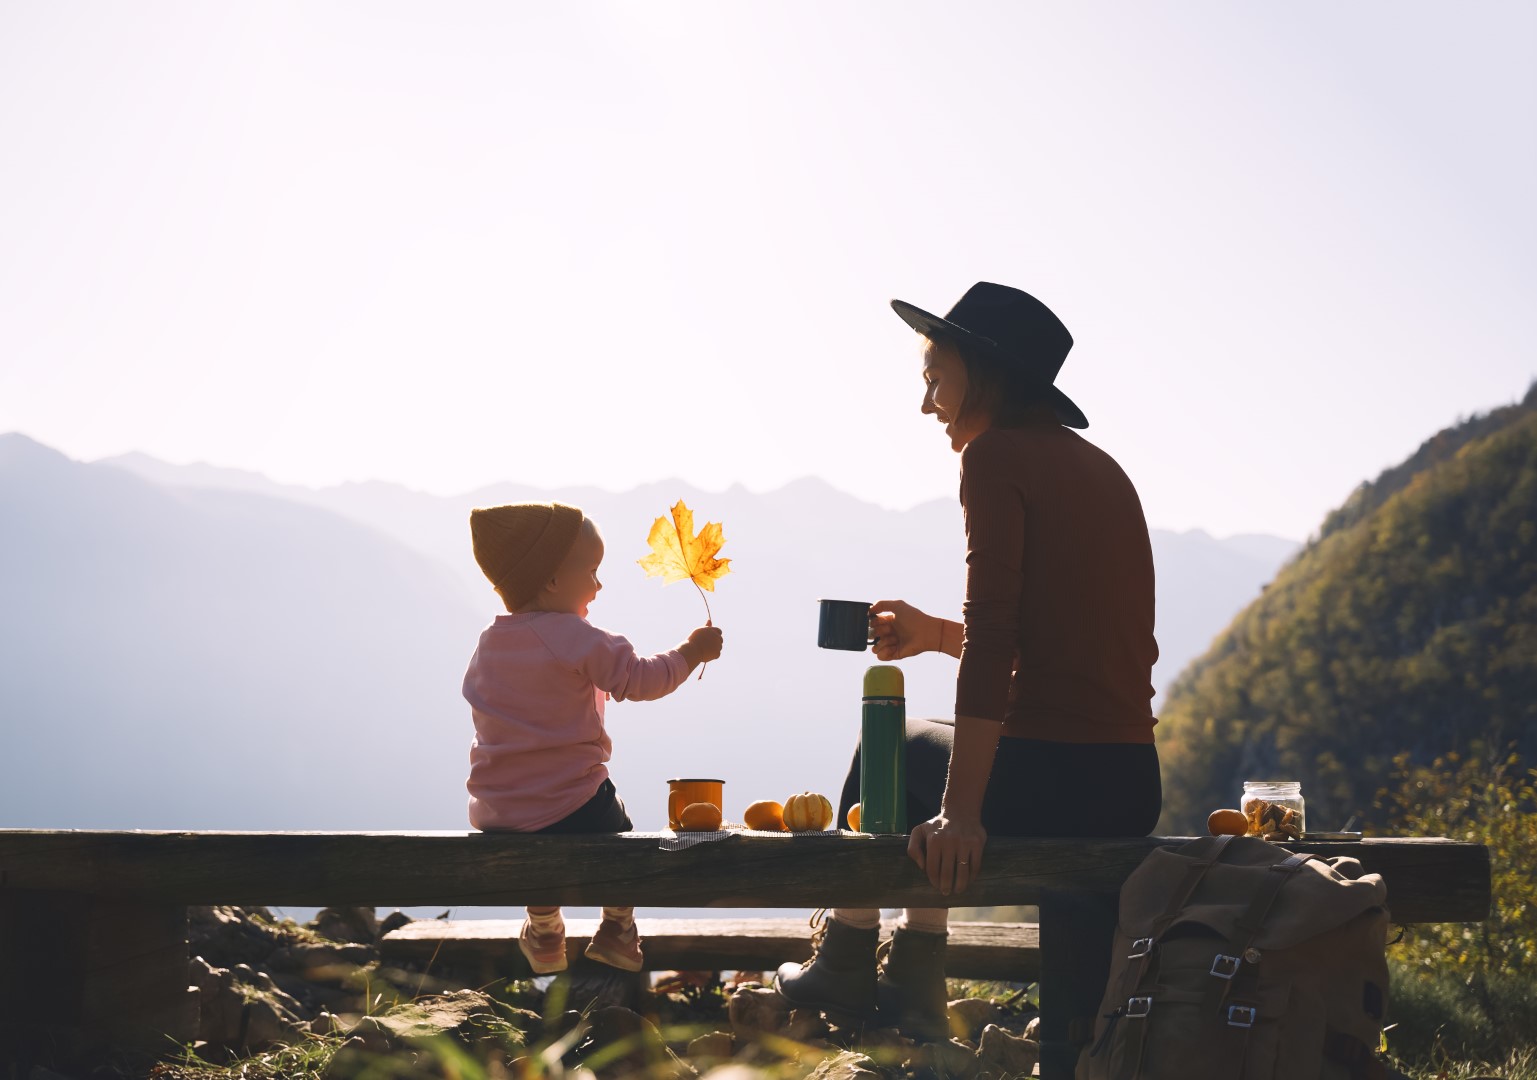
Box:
1, 2, 1531, 539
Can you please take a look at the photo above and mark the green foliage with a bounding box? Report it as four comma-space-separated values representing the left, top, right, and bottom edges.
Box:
1374, 748, 1537, 1065
1157, 400, 1537, 832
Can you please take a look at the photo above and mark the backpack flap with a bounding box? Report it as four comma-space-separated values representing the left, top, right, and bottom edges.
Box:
1118, 836, 1388, 950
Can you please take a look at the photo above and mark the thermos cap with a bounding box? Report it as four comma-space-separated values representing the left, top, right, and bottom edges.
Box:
863, 664, 905, 698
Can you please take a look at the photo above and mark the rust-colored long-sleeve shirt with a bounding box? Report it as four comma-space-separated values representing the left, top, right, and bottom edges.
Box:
954, 421, 1158, 744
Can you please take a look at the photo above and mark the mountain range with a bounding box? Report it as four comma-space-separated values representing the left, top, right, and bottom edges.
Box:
0, 433, 1297, 833
1156, 386, 1537, 833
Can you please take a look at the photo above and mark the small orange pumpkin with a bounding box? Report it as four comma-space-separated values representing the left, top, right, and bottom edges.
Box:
679, 802, 723, 831
1207, 808, 1247, 836
743, 800, 787, 832
847, 803, 862, 832
783, 792, 834, 831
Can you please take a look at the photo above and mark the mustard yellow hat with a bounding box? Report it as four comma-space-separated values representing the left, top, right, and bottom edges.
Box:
469, 502, 585, 610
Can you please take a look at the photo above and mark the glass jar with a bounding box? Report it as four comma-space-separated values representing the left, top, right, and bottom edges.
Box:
1241, 780, 1305, 840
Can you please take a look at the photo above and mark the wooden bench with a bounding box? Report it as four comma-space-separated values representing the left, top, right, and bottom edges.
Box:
0, 830, 1491, 1078
381, 916, 1043, 982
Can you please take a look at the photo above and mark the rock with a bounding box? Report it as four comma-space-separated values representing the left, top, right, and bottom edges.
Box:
547, 1008, 585, 1043
784, 1007, 829, 1042
687, 1030, 734, 1061
265, 941, 375, 987
1022, 1015, 1040, 1041
581, 1006, 697, 1078
348, 989, 525, 1054
947, 996, 1001, 1042
805, 1050, 883, 1080
230, 963, 306, 1017
976, 1024, 1039, 1078
378, 910, 414, 936
241, 993, 307, 1051
310, 906, 379, 944
727, 985, 791, 1036
324, 1039, 430, 1078
585, 1004, 652, 1046
270, 970, 361, 1014
188, 905, 285, 967
904, 1039, 980, 1079
192, 957, 308, 1049
190, 956, 233, 999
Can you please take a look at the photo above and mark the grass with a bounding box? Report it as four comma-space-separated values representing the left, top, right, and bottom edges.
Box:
67, 954, 1537, 1079
1384, 963, 1537, 1079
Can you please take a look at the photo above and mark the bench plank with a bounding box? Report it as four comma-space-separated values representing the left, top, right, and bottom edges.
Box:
0, 831, 1492, 923
380, 917, 1042, 982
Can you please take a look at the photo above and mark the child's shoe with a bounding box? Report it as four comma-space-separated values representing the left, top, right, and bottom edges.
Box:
518, 917, 569, 974
583, 917, 645, 972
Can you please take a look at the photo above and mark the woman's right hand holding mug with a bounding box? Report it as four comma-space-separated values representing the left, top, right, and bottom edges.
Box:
869, 600, 946, 661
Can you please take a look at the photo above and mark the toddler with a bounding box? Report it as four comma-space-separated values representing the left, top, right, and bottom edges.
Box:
463, 502, 723, 974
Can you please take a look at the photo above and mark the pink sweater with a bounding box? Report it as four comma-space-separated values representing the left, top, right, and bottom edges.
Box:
463, 611, 691, 831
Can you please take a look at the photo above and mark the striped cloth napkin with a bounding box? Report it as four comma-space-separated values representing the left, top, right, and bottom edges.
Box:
657, 824, 865, 850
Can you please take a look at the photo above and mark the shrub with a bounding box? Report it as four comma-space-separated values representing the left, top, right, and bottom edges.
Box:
1375, 746, 1537, 1062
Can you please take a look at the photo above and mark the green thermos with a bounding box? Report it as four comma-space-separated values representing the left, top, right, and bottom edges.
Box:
859, 665, 907, 834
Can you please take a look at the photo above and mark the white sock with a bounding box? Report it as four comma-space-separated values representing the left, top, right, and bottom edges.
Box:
831, 907, 881, 930
899, 907, 949, 934
601, 906, 635, 930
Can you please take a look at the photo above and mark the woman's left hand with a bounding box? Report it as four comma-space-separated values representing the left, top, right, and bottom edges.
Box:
908, 812, 988, 896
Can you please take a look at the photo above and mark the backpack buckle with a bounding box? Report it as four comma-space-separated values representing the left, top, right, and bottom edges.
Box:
1226, 1004, 1257, 1028
1127, 937, 1154, 959
1126, 995, 1152, 1018
1209, 953, 1242, 979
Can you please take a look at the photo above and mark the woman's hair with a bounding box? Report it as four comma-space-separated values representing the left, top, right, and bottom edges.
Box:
926, 335, 1052, 429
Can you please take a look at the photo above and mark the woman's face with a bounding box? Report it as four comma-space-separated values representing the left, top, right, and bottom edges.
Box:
921, 340, 986, 452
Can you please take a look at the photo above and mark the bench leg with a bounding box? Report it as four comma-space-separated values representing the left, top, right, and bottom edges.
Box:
1037, 889, 1117, 1080
1, 891, 196, 1062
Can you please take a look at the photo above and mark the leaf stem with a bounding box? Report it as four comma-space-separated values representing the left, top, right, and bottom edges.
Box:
692, 579, 712, 679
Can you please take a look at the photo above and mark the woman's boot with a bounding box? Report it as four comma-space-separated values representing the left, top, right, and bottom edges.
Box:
774, 914, 879, 1022
876, 926, 950, 1041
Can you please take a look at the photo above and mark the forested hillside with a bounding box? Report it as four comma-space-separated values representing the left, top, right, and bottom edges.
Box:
1157, 387, 1537, 833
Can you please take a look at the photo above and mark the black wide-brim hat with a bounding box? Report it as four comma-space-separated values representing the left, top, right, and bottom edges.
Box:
891, 282, 1088, 429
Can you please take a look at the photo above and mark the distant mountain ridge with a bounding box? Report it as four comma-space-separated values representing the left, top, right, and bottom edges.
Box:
98, 445, 1299, 707
1155, 388, 1537, 833
2, 433, 1298, 832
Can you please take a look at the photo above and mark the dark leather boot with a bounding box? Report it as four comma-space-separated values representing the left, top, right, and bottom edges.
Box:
876, 926, 950, 1041
773, 915, 878, 1022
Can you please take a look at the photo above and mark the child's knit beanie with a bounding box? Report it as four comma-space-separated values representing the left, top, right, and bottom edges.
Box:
469, 502, 585, 610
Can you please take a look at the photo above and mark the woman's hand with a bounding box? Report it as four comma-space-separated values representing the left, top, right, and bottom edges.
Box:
869, 600, 945, 661
907, 812, 988, 896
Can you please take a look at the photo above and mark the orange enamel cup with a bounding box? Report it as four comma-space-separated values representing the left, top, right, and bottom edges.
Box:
667, 778, 724, 829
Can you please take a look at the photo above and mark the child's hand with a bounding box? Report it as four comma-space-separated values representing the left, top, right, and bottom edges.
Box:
680, 624, 724, 668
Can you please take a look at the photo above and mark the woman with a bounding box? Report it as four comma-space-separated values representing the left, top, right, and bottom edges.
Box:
775, 282, 1162, 1039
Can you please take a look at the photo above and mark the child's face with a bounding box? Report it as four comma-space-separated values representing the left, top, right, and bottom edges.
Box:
543, 518, 604, 618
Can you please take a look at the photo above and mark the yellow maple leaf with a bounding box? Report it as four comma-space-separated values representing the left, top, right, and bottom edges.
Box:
638, 500, 732, 620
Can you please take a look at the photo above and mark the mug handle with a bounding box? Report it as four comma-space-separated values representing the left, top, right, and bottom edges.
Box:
668, 789, 683, 830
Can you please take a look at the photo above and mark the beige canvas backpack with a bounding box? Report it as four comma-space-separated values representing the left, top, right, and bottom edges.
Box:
1076, 834, 1394, 1080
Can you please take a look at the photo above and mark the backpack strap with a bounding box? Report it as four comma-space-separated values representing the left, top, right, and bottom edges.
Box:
1103, 836, 1240, 1078
1213, 850, 1315, 1007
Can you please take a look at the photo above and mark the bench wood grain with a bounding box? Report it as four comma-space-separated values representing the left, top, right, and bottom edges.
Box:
0, 831, 1491, 923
